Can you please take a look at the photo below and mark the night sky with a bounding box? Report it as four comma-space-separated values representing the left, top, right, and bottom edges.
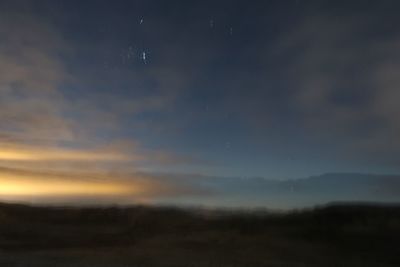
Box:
1, 0, 400, 208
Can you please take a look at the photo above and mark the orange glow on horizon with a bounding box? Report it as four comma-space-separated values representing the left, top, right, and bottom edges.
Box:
0, 175, 137, 197
0, 145, 156, 200
0, 147, 132, 162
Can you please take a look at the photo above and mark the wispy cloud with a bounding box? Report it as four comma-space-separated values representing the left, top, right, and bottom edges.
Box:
0, 4, 205, 203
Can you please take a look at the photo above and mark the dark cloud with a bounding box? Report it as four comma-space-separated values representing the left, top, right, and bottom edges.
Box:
274, 13, 400, 164
207, 6, 400, 168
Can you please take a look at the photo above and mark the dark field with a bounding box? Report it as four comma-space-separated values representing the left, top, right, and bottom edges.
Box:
0, 203, 399, 267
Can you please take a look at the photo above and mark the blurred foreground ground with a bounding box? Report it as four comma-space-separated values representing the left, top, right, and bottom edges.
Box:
0, 202, 399, 267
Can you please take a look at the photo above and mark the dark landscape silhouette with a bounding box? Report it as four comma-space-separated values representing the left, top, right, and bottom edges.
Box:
0, 202, 399, 267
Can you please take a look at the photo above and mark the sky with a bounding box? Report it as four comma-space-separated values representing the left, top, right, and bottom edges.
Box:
1, 0, 400, 208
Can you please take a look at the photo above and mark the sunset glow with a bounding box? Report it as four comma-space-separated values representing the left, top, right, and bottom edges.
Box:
0, 175, 136, 197
0, 147, 131, 162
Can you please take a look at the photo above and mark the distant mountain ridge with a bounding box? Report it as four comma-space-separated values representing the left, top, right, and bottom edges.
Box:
161, 172, 400, 209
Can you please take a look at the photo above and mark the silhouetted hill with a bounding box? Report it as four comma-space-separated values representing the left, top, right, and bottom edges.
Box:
167, 172, 400, 208
0, 202, 399, 266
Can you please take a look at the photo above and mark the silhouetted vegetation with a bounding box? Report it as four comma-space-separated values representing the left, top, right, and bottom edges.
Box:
0, 202, 399, 266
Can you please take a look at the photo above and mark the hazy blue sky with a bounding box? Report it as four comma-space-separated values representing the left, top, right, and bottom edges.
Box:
1, 0, 400, 207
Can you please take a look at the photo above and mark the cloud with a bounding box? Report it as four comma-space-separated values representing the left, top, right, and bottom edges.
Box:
245, 11, 400, 165
0, 3, 201, 157
0, 8, 74, 143
0, 143, 135, 162
0, 3, 208, 205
